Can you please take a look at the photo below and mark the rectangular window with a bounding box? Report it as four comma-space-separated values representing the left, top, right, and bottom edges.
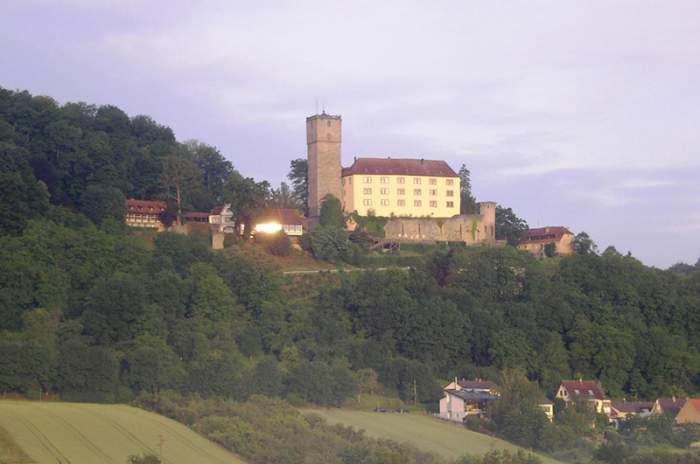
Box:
397, 177, 405, 184
413, 177, 422, 185
429, 189, 437, 196
363, 188, 372, 195
380, 177, 390, 184
413, 189, 422, 196
363, 177, 372, 183
446, 179, 454, 185
397, 199, 406, 207
429, 178, 437, 185
430, 201, 438, 208
446, 190, 454, 197
397, 188, 405, 195
380, 199, 390, 206
363, 199, 372, 206
380, 188, 389, 195
446, 201, 454, 208
414, 200, 422, 207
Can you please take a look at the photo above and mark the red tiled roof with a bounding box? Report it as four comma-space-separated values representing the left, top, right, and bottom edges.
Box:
561, 380, 607, 400
656, 397, 686, 415
611, 401, 653, 414
183, 212, 210, 219
259, 208, 306, 226
520, 226, 574, 245
685, 398, 700, 414
126, 199, 166, 214
342, 158, 459, 178
458, 379, 498, 390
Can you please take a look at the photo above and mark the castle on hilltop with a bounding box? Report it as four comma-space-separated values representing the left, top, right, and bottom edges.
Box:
306, 112, 498, 245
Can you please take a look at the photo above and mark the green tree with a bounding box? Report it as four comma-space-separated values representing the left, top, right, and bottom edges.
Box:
79, 184, 126, 225
573, 231, 598, 255
123, 335, 185, 394
0, 142, 50, 234
319, 194, 344, 228
495, 206, 528, 246
161, 153, 200, 224
288, 158, 308, 215
459, 164, 477, 214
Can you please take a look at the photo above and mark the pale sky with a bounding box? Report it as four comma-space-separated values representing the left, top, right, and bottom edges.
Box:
2, 0, 699, 267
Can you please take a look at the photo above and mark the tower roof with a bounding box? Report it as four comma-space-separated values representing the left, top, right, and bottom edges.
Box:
342, 157, 459, 178
306, 112, 341, 121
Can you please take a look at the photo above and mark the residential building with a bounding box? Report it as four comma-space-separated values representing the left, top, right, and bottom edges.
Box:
610, 401, 653, 423
182, 212, 210, 224
652, 397, 686, 417
439, 378, 499, 423
676, 399, 700, 425
540, 398, 554, 422
518, 227, 575, 257
254, 208, 306, 237
210, 204, 236, 233
125, 199, 166, 230
341, 157, 461, 218
556, 380, 611, 415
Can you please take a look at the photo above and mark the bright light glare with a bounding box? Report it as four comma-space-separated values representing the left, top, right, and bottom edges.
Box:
255, 222, 283, 234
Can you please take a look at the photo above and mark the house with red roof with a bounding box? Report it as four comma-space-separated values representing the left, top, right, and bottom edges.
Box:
518, 226, 575, 257
675, 399, 700, 424
125, 199, 167, 231
439, 378, 500, 423
652, 397, 686, 417
610, 401, 654, 423
254, 208, 306, 237
556, 380, 611, 415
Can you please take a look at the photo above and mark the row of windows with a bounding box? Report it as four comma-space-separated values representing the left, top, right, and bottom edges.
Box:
362, 199, 456, 208
361, 176, 455, 186
362, 188, 454, 196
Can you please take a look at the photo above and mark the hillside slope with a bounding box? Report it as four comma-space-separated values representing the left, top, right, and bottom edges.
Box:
306, 409, 563, 464
0, 401, 246, 464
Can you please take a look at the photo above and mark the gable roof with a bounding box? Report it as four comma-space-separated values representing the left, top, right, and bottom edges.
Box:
457, 379, 498, 391
520, 227, 574, 245
611, 401, 653, 414
560, 380, 607, 401
342, 157, 459, 178
126, 199, 166, 214
655, 397, 686, 416
445, 389, 498, 402
258, 208, 306, 226
683, 399, 700, 414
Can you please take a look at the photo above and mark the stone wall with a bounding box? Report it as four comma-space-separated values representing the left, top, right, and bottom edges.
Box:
383, 202, 498, 245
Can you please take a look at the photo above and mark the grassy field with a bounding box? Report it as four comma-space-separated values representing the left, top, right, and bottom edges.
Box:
305, 409, 564, 464
0, 401, 246, 464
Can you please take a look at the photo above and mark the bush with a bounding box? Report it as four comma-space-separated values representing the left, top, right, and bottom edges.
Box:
308, 226, 352, 262
257, 232, 291, 256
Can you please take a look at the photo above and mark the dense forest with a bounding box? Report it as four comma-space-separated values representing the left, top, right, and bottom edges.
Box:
2, 87, 700, 463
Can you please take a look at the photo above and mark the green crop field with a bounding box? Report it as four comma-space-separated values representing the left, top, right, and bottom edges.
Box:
305, 409, 564, 464
0, 401, 246, 464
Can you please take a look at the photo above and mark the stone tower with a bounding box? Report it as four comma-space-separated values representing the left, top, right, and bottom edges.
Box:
306, 112, 342, 218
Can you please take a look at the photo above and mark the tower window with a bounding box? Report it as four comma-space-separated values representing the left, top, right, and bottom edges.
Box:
363, 188, 372, 195
327, 120, 331, 127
